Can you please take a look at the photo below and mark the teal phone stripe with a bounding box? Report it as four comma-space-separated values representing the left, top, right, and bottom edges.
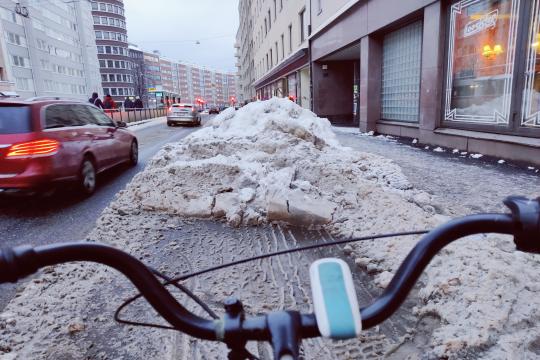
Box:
318, 262, 356, 339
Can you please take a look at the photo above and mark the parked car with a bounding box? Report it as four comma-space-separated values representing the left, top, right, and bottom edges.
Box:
0, 98, 138, 196
209, 107, 220, 115
167, 104, 201, 126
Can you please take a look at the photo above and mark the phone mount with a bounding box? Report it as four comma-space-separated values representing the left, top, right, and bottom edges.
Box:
504, 196, 540, 254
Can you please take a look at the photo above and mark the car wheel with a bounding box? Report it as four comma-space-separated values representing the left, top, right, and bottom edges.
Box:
167, 121, 173, 127
129, 140, 138, 166
79, 158, 96, 196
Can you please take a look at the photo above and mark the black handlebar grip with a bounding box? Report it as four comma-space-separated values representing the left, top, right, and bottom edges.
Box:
0, 246, 40, 283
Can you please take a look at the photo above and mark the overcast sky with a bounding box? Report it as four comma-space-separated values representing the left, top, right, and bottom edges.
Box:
123, 0, 239, 72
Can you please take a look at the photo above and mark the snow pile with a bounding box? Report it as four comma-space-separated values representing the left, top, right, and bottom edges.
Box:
118, 98, 413, 234
111, 98, 540, 358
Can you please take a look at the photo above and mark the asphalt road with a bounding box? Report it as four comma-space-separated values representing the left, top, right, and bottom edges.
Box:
0, 118, 205, 311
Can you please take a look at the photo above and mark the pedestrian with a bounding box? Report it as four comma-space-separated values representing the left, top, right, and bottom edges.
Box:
103, 94, 115, 110
89, 92, 104, 109
124, 97, 134, 110
134, 96, 143, 109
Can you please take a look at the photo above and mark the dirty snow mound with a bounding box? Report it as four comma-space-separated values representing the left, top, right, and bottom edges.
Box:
120, 97, 412, 232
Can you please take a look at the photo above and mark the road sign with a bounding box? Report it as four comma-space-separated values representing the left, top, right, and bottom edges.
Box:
148, 87, 157, 92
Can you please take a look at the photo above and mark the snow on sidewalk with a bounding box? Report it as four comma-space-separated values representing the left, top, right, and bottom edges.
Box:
127, 117, 166, 132
1, 98, 539, 359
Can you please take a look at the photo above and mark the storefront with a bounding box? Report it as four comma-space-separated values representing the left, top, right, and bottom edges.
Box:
309, 0, 540, 165
254, 48, 311, 108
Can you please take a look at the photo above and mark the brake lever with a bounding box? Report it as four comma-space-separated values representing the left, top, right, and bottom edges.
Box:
504, 196, 540, 254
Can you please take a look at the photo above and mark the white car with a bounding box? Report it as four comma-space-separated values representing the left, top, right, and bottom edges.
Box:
166, 104, 201, 127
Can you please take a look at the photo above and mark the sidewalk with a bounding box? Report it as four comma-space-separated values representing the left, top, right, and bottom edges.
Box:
333, 127, 540, 217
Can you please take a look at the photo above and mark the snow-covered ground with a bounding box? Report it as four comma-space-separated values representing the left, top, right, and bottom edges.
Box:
1, 98, 539, 359
127, 117, 167, 132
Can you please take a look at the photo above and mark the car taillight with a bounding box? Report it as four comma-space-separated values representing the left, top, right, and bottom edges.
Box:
6, 139, 60, 158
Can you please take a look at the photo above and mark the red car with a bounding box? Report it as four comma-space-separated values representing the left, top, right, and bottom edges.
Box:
0, 99, 138, 196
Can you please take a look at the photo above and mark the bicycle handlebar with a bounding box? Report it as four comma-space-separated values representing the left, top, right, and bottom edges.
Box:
1, 196, 538, 359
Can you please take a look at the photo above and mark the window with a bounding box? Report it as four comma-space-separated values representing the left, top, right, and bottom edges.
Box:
86, 105, 115, 127
45, 105, 79, 128
70, 105, 96, 126
95, 31, 102, 39
521, 0, 540, 128
97, 45, 104, 54
275, 42, 279, 62
288, 24, 292, 53
299, 9, 306, 43
273, 0, 277, 20
5, 32, 26, 47
381, 21, 423, 122
270, 49, 273, 68
444, 0, 519, 126
99, 60, 106, 67
264, 18, 267, 35
281, 34, 285, 60
15, 77, 33, 91
109, 74, 115, 81
268, 10, 271, 29
12, 55, 29, 68
280, 0, 283, 12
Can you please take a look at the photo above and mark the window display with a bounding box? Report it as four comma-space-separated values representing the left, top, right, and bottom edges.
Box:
444, 0, 519, 125
522, 0, 540, 128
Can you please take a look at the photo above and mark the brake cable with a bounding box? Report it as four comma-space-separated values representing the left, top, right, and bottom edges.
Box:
114, 229, 429, 330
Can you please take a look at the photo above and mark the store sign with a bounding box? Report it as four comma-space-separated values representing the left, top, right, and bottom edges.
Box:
464, 9, 499, 38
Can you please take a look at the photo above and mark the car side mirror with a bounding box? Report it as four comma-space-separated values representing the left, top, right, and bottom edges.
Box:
116, 121, 127, 128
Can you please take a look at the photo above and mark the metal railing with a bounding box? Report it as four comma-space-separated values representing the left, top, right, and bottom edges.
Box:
104, 108, 168, 123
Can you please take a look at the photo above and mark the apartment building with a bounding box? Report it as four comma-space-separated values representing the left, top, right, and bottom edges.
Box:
182, 63, 236, 107
235, 0, 255, 103
130, 47, 236, 108
309, 0, 540, 165
0, 0, 101, 100
91, 0, 133, 103
248, 0, 311, 108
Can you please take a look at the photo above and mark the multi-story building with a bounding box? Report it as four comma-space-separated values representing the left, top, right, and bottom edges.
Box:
237, 0, 310, 109
0, 0, 101, 100
127, 45, 236, 108
308, 0, 540, 165
174, 61, 235, 107
91, 0, 133, 103
235, 0, 255, 103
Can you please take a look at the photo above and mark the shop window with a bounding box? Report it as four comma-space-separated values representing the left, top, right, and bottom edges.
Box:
381, 21, 423, 122
444, 0, 519, 125
522, 0, 540, 128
